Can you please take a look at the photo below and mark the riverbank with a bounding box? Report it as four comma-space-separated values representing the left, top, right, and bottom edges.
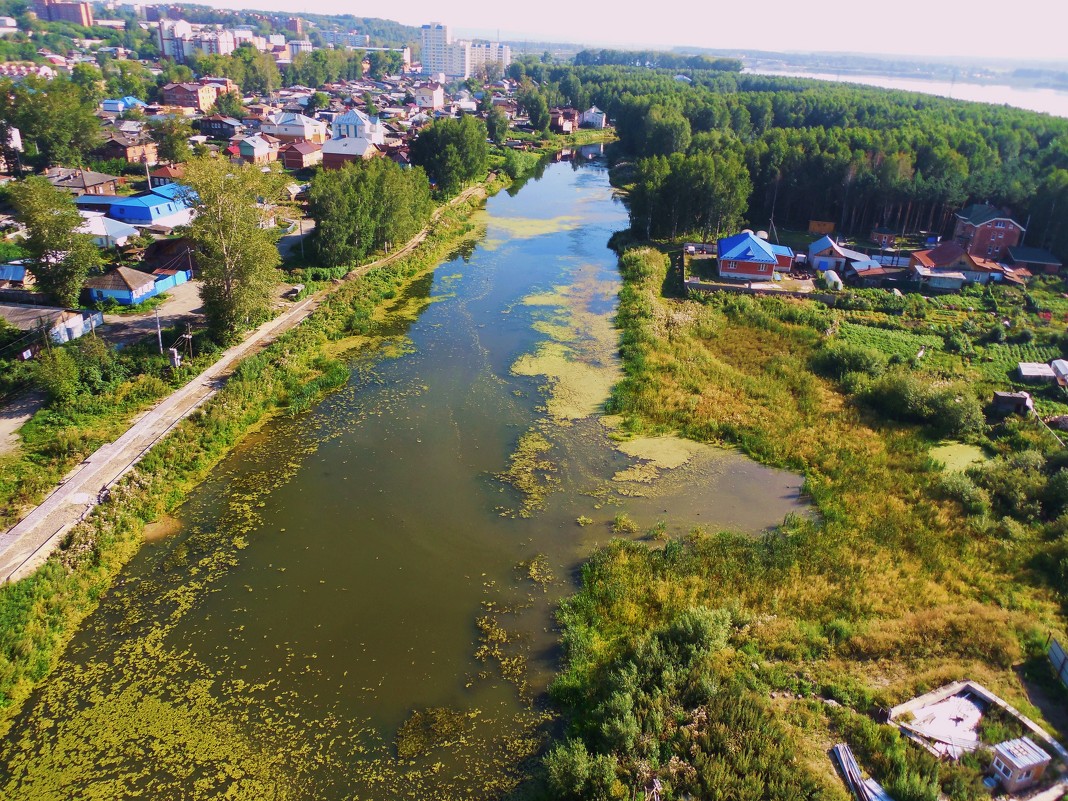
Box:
0, 177, 505, 732
541, 246, 1068, 800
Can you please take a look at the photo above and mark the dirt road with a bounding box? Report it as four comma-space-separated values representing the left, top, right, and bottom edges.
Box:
0, 185, 487, 584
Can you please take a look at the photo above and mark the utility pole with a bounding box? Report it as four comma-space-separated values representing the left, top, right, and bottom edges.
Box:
155, 307, 163, 354
298, 215, 304, 259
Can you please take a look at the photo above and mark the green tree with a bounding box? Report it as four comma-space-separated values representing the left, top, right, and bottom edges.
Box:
34, 347, 80, 405
410, 116, 488, 197
10, 176, 101, 307
305, 91, 329, 117
485, 105, 509, 145
180, 157, 285, 341
149, 115, 194, 163
210, 90, 245, 119
0, 75, 101, 167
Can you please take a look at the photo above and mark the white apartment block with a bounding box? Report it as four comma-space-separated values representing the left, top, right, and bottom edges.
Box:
158, 19, 235, 62
320, 30, 370, 49
420, 22, 509, 79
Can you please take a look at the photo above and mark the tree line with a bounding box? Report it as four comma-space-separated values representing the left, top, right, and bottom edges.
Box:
520, 62, 1068, 256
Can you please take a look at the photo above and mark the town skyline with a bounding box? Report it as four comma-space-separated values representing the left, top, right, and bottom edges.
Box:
183, 0, 1068, 62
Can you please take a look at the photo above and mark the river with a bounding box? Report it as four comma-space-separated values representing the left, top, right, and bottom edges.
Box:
745, 68, 1068, 118
0, 154, 806, 800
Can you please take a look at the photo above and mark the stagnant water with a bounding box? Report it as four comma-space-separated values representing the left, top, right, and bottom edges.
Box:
0, 155, 807, 800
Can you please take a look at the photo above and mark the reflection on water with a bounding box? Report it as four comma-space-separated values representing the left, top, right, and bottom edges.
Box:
0, 160, 806, 799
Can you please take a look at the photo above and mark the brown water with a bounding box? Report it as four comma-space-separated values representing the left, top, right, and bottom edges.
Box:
0, 155, 807, 800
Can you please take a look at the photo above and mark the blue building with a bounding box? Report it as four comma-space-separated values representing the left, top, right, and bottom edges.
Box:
76, 184, 193, 227
83, 265, 192, 306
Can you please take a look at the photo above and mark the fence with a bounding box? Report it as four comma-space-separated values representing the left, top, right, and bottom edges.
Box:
1049, 636, 1068, 691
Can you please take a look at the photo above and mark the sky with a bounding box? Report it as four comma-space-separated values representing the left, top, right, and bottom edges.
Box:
198, 0, 1068, 62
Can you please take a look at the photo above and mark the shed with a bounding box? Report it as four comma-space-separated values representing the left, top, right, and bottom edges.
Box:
991, 737, 1051, 793
992, 391, 1033, 415
1052, 359, 1068, 386
1018, 362, 1056, 383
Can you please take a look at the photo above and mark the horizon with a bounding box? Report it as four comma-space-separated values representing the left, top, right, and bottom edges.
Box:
174, 0, 1068, 63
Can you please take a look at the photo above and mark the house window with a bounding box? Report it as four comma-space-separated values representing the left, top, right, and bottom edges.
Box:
995, 220, 1005, 228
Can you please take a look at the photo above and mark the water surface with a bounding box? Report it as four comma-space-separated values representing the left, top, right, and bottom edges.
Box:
0, 155, 806, 800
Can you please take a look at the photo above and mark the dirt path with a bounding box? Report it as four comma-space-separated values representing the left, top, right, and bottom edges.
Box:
0, 390, 45, 457
0, 185, 488, 584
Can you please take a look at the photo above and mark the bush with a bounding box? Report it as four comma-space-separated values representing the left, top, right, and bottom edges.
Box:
811, 341, 888, 380
938, 473, 990, 515
862, 372, 984, 437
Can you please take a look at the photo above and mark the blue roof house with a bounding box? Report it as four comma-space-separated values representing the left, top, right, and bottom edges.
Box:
76, 184, 194, 227
716, 231, 778, 281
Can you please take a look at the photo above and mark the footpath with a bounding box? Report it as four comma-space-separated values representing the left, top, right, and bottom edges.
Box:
0, 185, 485, 583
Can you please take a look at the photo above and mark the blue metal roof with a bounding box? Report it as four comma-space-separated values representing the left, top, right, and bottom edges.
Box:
717, 232, 777, 265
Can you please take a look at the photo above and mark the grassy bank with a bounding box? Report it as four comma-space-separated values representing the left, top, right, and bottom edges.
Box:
540, 247, 1068, 801
0, 189, 491, 732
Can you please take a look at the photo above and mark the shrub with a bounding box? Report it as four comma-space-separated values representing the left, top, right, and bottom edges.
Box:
811, 341, 888, 380
938, 473, 990, 515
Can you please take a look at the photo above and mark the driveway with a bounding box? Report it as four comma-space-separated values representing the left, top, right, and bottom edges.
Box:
101, 279, 205, 348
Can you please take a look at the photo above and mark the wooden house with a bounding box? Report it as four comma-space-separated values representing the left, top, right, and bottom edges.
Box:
991, 737, 1051, 793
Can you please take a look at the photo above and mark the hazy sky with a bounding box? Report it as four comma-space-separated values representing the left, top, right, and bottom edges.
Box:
201, 0, 1068, 62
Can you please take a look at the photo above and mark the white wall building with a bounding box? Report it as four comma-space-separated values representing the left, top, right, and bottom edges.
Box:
331, 108, 384, 145
420, 21, 510, 79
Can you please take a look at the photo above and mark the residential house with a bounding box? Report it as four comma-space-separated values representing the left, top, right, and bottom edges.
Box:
1008, 245, 1062, 275
45, 167, 119, 196
549, 107, 578, 134
96, 130, 158, 165
160, 82, 217, 112
716, 231, 779, 281
101, 95, 148, 114
199, 75, 238, 95
991, 737, 1051, 793
331, 108, 385, 144
279, 140, 323, 170
0, 302, 102, 350
808, 235, 868, 272
84, 266, 159, 305
78, 211, 140, 248
236, 133, 279, 165
871, 226, 897, 248
196, 114, 245, 139
149, 163, 185, 188
259, 112, 328, 144
580, 106, 607, 129
953, 204, 1024, 260
76, 183, 193, 227
321, 137, 381, 170
909, 241, 1003, 288
414, 82, 444, 111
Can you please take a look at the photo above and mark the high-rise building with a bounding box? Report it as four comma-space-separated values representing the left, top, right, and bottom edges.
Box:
286, 17, 303, 35
420, 21, 510, 79
320, 30, 369, 50
34, 0, 93, 26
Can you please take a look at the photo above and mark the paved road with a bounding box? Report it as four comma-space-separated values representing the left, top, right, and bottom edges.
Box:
0, 185, 487, 584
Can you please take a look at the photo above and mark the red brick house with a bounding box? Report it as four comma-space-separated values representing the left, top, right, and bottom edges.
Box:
279, 140, 323, 170
716, 231, 779, 280
161, 82, 218, 113
953, 204, 1023, 260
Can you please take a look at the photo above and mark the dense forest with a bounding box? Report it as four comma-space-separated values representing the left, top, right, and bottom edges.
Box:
515, 61, 1068, 257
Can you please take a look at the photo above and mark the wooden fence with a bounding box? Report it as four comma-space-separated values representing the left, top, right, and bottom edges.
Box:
1049, 636, 1068, 691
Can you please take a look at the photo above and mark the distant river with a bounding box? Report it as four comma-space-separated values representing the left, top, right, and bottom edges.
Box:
745, 68, 1068, 118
